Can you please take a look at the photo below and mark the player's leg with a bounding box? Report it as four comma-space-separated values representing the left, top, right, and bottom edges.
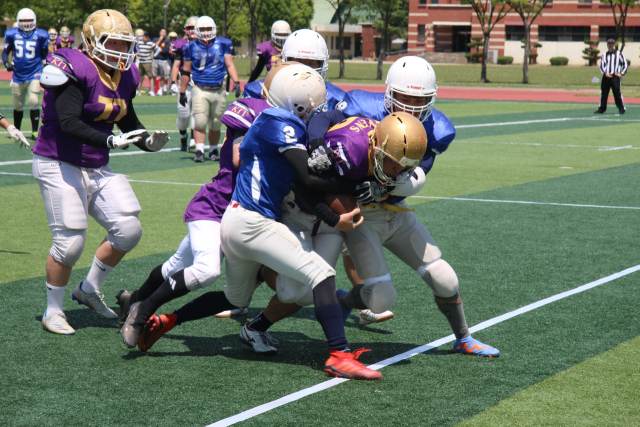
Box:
207, 88, 226, 160
33, 155, 90, 335
191, 85, 211, 162
11, 81, 27, 130
27, 80, 41, 139
598, 77, 611, 113
73, 168, 143, 319
176, 86, 192, 151
384, 212, 499, 357
612, 76, 625, 113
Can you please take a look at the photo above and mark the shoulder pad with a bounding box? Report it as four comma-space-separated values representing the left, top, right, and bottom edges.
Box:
41, 65, 70, 88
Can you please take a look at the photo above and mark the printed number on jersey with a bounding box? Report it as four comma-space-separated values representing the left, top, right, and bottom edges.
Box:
14, 40, 37, 58
283, 126, 297, 144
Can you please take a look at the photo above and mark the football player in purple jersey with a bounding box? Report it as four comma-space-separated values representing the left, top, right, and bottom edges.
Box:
48, 28, 59, 53
170, 16, 198, 151
246, 20, 291, 83
33, 10, 169, 335
56, 27, 75, 49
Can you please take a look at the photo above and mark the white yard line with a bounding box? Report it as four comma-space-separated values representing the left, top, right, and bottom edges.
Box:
205, 264, 640, 427
455, 140, 639, 150
456, 117, 640, 129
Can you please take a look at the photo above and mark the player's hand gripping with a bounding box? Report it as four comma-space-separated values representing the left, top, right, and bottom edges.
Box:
355, 179, 387, 205
107, 129, 146, 149
170, 82, 178, 95
179, 92, 187, 107
233, 82, 241, 98
307, 145, 336, 173
334, 206, 364, 232
5, 62, 14, 72
8, 125, 30, 149
144, 131, 170, 151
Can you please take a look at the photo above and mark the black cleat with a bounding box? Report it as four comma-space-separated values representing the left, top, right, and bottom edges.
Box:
209, 150, 220, 161
194, 150, 204, 162
594, 109, 604, 114
121, 302, 144, 348
619, 109, 626, 115
115, 290, 132, 330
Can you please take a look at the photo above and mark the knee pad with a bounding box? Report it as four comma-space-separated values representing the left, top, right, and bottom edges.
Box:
50, 230, 86, 267
209, 118, 222, 131
418, 259, 459, 298
12, 83, 25, 111
107, 215, 142, 253
28, 81, 41, 109
362, 274, 397, 313
276, 275, 314, 306
191, 95, 209, 130
176, 103, 191, 130
183, 264, 221, 291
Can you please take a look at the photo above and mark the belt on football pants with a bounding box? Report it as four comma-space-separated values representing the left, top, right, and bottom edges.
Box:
230, 201, 240, 208
195, 83, 223, 91
361, 202, 416, 212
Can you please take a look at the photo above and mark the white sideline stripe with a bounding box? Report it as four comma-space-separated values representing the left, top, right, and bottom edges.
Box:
411, 196, 640, 210
206, 264, 640, 427
0, 171, 31, 176
128, 179, 201, 186
0, 145, 214, 166
600, 145, 633, 151
456, 140, 639, 150
456, 117, 640, 129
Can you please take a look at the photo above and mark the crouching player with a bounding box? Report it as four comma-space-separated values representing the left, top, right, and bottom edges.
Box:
33, 10, 169, 335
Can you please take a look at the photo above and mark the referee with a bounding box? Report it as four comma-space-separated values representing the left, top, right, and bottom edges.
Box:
595, 38, 627, 115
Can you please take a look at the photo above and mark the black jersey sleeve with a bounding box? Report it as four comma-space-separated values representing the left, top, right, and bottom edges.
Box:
283, 147, 361, 195
247, 55, 267, 83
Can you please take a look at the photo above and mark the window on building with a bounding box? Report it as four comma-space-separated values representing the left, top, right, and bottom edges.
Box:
539, 26, 590, 41
431, 0, 439, 3
578, 0, 592, 3
330, 36, 333, 50
419, 0, 426, 4
599, 26, 640, 42
418, 25, 425, 42
505, 26, 525, 41
0, 25, 6, 37
233, 39, 242, 48
343, 36, 351, 50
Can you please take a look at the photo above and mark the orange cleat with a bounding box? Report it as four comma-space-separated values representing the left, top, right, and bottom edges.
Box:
324, 348, 383, 380
138, 313, 177, 352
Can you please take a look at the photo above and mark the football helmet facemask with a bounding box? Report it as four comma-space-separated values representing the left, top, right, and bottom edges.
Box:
60, 27, 71, 39
49, 28, 58, 41
282, 29, 329, 79
384, 56, 437, 123
271, 20, 291, 48
195, 16, 216, 43
83, 9, 136, 71
17, 8, 37, 33
184, 16, 198, 39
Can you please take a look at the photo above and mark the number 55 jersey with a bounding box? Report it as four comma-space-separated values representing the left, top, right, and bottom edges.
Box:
33, 49, 140, 168
2, 27, 49, 84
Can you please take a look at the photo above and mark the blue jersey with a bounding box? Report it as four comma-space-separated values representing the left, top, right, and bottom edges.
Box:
243, 79, 346, 111
183, 37, 234, 87
232, 108, 308, 219
3, 28, 49, 84
337, 89, 456, 155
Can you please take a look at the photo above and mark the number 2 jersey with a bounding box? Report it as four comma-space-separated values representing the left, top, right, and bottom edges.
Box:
2, 27, 49, 84
184, 98, 272, 223
33, 49, 139, 168
232, 108, 308, 219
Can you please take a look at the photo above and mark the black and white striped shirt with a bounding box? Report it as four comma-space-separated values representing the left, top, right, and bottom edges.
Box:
600, 50, 628, 75
137, 41, 156, 64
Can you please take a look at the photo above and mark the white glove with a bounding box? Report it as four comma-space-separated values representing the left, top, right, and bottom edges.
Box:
107, 129, 146, 149
144, 131, 170, 152
8, 125, 30, 149
355, 180, 388, 205
307, 145, 335, 173
170, 83, 178, 95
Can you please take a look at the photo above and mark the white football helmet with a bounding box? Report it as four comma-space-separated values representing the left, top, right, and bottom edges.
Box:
282, 29, 329, 79
49, 28, 58, 41
384, 56, 437, 122
262, 62, 327, 124
195, 16, 216, 43
271, 20, 291, 48
17, 8, 37, 33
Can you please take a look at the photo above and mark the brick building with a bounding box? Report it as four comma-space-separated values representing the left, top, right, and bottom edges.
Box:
407, 0, 640, 65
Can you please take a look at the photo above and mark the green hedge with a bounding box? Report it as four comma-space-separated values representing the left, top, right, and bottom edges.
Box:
550, 57, 569, 66
498, 56, 513, 65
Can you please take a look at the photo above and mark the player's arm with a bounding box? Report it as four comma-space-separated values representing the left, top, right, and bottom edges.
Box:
2, 43, 13, 71
307, 110, 348, 147
283, 148, 362, 195
232, 130, 246, 169
247, 55, 267, 83
171, 49, 183, 84
0, 111, 29, 148
224, 53, 241, 97
180, 60, 192, 94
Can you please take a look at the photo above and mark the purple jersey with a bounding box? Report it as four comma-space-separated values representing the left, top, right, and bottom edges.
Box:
170, 37, 188, 70
48, 40, 58, 54
256, 41, 282, 71
33, 49, 139, 168
324, 116, 379, 181
184, 98, 271, 223
56, 36, 74, 49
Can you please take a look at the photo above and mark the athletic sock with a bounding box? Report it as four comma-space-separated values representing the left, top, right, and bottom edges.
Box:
313, 277, 349, 351
45, 282, 66, 317
30, 109, 40, 133
246, 310, 273, 332
13, 110, 23, 130
135, 270, 190, 328
82, 256, 114, 293
209, 145, 218, 155
130, 264, 165, 305
173, 291, 238, 325
339, 283, 367, 310
195, 142, 205, 153
434, 293, 470, 340
179, 130, 187, 148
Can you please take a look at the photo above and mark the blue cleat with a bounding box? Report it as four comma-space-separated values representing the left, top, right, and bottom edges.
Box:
453, 336, 500, 357
336, 289, 352, 323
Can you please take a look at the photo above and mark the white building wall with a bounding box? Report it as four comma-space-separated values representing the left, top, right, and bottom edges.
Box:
505, 40, 640, 67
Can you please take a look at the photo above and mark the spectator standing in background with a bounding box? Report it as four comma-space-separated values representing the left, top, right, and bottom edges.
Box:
595, 38, 627, 115
153, 29, 171, 96
138, 31, 156, 95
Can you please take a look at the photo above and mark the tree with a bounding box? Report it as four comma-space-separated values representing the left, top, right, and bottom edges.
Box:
507, 0, 550, 83
600, 0, 640, 52
462, 0, 512, 83
258, 0, 314, 37
243, 0, 268, 69
326, 0, 362, 79
582, 40, 600, 66
365, 0, 405, 80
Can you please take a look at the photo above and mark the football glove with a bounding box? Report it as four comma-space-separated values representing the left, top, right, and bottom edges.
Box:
5, 62, 14, 72
308, 145, 336, 173
107, 129, 146, 149
233, 82, 241, 98
144, 131, 170, 152
355, 179, 388, 205
7, 125, 29, 149
179, 92, 187, 107
170, 82, 178, 95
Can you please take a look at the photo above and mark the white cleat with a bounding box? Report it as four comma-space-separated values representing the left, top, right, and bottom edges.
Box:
359, 309, 394, 325
215, 307, 248, 318
239, 323, 278, 355
72, 283, 118, 319
42, 311, 76, 335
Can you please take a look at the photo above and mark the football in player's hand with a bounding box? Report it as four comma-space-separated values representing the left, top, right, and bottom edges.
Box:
324, 193, 361, 222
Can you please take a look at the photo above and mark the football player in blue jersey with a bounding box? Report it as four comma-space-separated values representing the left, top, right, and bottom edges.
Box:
179, 16, 240, 162
2, 8, 49, 140
243, 29, 346, 111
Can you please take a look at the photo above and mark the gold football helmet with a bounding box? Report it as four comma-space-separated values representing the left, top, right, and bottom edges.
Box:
372, 111, 427, 186
48, 28, 58, 41
184, 16, 198, 39
82, 9, 136, 71
60, 26, 71, 39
